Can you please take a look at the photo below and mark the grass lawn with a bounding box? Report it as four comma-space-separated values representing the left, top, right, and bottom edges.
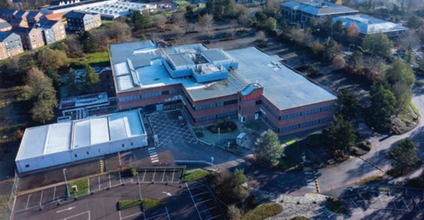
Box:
118, 198, 163, 211
285, 140, 301, 155
182, 169, 210, 182
101, 20, 113, 25
118, 199, 142, 210
141, 198, 163, 211
68, 178, 89, 199
71, 51, 110, 67
175, 1, 190, 7
242, 203, 283, 220
193, 3, 205, 11
326, 198, 347, 214
0, 194, 10, 220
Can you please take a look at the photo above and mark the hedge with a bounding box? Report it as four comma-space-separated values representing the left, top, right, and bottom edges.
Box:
242, 203, 283, 220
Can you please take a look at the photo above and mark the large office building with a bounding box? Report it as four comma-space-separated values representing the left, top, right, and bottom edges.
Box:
281, 0, 358, 25
15, 110, 148, 173
332, 14, 408, 39
109, 41, 337, 136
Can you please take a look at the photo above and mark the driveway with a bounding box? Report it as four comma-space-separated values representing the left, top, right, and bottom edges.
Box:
317, 84, 424, 195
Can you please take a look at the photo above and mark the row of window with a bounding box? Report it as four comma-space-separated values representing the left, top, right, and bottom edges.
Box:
194, 99, 237, 111
119, 89, 183, 102
279, 117, 332, 132
279, 105, 335, 120
196, 111, 237, 122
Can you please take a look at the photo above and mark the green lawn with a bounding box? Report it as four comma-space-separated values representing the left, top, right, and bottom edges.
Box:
193, 3, 205, 11
118, 199, 142, 210
182, 169, 210, 182
277, 157, 302, 172
355, 175, 385, 185
141, 198, 163, 211
71, 51, 110, 67
175, 1, 190, 7
68, 178, 89, 199
0, 194, 10, 220
242, 203, 283, 220
101, 20, 113, 25
245, 121, 260, 131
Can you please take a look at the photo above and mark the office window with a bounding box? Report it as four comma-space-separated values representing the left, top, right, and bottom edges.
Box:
25, 164, 30, 168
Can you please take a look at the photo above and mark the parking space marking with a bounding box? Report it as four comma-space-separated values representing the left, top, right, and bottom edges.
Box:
186, 183, 203, 220
192, 192, 209, 197
39, 190, 44, 204
142, 170, 147, 183
162, 170, 166, 182
56, 206, 76, 213
59, 210, 90, 220
171, 169, 175, 183
204, 215, 222, 220
120, 210, 143, 220
25, 194, 31, 209
199, 207, 217, 213
196, 199, 212, 205
53, 187, 56, 201
145, 212, 168, 220
98, 176, 101, 190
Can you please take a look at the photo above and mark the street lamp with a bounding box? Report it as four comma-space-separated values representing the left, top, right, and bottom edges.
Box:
63, 168, 70, 198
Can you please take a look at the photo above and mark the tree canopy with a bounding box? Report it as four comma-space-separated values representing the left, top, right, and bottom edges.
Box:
388, 138, 420, 172
362, 33, 393, 57
37, 49, 69, 70
254, 129, 282, 165
336, 88, 359, 122
23, 67, 58, 124
78, 31, 98, 53
385, 60, 415, 112
323, 115, 357, 154
133, 11, 152, 31
367, 81, 397, 131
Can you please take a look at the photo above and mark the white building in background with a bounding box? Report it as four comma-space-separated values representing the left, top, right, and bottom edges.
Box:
15, 110, 148, 173
42, 0, 157, 19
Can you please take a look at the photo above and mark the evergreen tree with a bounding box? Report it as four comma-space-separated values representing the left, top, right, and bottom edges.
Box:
78, 31, 98, 53
388, 138, 420, 173
336, 88, 359, 122
323, 115, 357, 154
254, 129, 282, 165
367, 80, 397, 131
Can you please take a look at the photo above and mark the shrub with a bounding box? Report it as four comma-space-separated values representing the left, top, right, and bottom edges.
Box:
242, 203, 283, 220
326, 197, 347, 214
141, 198, 163, 211
183, 169, 210, 182
227, 205, 242, 220
118, 199, 142, 210
355, 175, 385, 185
130, 168, 136, 177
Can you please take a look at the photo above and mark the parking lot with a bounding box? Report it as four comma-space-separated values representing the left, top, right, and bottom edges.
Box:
13, 175, 216, 220
147, 110, 197, 147
186, 183, 225, 220
341, 186, 424, 219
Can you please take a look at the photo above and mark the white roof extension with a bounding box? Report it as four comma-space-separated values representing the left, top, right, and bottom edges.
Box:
333, 14, 408, 35
16, 110, 145, 160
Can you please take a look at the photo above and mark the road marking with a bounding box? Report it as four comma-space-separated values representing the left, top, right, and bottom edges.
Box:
142, 170, 147, 183
59, 210, 90, 220
98, 176, 101, 190
199, 206, 217, 213
25, 194, 31, 209
162, 169, 166, 182
39, 190, 44, 204
171, 169, 175, 183
56, 206, 76, 213
162, 191, 172, 196
53, 187, 56, 200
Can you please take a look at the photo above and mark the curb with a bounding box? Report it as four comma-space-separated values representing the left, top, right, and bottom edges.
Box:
359, 156, 385, 173
313, 171, 320, 193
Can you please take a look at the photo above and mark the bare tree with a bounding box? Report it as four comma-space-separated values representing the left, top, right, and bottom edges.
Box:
107, 20, 132, 42
152, 14, 167, 31
199, 14, 214, 39
399, 30, 421, 62
366, 56, 386, 84
63, 36, 84, 58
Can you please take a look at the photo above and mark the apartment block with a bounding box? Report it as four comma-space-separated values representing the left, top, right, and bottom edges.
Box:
66, 11, 101, 31
11, 27, 45, 50
0, 32, 23, 60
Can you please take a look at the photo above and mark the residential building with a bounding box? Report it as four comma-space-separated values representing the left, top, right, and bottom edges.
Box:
66, 11, 101, 31
27, 11, 43, 25
36, 19, 66, 44
11, 27, 45, 50
14, 10, 28, 21
0, 19, 11, 32
9, 18, 28, 27
0, 32, 23, 60
1, 9, 17, 21
109, 41, 337, 136
281, 0, 358, 25
333, 14, 408, 39
42, 13, 63, 22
